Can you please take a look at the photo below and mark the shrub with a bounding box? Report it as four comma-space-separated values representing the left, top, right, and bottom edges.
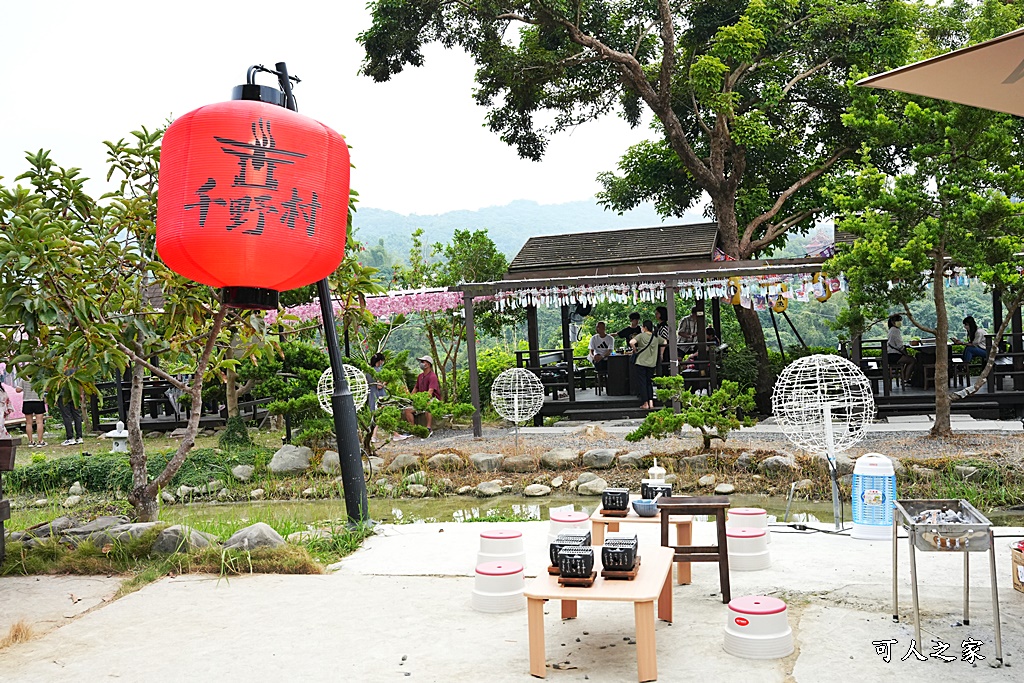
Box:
218, 416, 253, 448
626, 378, 757, 451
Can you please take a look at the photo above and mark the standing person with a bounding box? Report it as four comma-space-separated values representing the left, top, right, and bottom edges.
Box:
367, 353, 408, 442
588, 321, 614, 373
630, 320, 666, 410
402, 355, 442, 437
57, 376, 84, 446
0, 382, 12, 439
957, 316, 989, 364
616, 312, 642, 344
653, 306, 670, 375
886, 314, 915, 385
15, 373, 47, 447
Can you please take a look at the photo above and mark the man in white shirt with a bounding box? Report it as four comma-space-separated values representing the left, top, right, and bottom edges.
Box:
589, 321, 614, 373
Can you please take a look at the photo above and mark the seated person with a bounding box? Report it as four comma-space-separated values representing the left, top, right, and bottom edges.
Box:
956, 316, 989, 364
685, 327, 720, 361
677, 306, 699, 355
886, 314, 915, 383
402, 355, 442, 437
616, 312, 642, 343
588, 321, 614, 373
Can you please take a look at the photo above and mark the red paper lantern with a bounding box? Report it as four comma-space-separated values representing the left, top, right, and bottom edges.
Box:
156, 99, 349, 308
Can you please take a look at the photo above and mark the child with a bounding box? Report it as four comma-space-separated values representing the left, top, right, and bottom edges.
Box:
0, 383, 12, 438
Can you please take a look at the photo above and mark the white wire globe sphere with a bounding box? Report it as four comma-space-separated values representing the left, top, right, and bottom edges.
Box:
317, 365, 369, 414
490, 368, 545, 423
772, 354, 875, 454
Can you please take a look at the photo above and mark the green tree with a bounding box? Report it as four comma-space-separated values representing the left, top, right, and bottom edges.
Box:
827, 0, 1024, 436
0, 133, 257, 521
395, 228, 508, 399
626, 378, 757, 451
359, 0, 917, 408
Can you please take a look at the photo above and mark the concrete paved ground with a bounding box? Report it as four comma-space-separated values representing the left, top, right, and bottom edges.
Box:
1, 520, 1023, 682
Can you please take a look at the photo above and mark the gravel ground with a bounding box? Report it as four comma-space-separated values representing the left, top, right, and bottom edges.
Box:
375, 421, 1024, 465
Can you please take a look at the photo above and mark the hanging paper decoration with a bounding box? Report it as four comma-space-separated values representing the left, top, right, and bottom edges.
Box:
156, 99, 350, 309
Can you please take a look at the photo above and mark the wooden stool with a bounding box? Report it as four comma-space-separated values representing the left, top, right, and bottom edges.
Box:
657, 495, 732, 603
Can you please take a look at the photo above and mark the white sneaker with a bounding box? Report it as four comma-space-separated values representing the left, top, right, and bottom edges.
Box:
61, 439, 76, 446
75, 437, 84, 444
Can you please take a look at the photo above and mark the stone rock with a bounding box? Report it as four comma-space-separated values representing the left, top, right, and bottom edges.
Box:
201, 480, 225, 495
231, 465, 254, 482
24, 516, 77, 539
577, 476, 608, 496
176, 485, 195, 499
68, 481, 84, 496
387, 454, 421, 473
224, 522, 286, 550
363, 456, 385, 476
794, 479, 814, 491
532, 474, 551, 485
168, 427, 189, 439
581, 449, 616, 469
550, 476, 564, 488
889, 457, 906, 475
678, 454, 710, 473
524, 484, 552, 497
62, 495, 82, 508
736, 452, 755, 470
760, 455, 797, 473
568, 479, 578, 492
298, 487, 313, 498
457, 485, 473, 495
617, 451, 647, 468
87, 522, 163, 547
714, 483, 736, 495
286, 529, 333, 544
320, 451, 341, 474
407, 484, 429, 497
440, 478, 454, 491
469, 453, 504, 473
834, 453, 856, 477
501, 455, 538, 473
475, 480, 503, 497
403, 470, 427, 485
268, 445, 312, 474
698, 474, 716, 487
152, 525, 216, 554
145, 431, 163, 440
541, 448, 579, 470
32, 499, 49, 508
954, 465, 980, 481
249, 488, 265, 500
912, 466, 938, 480
426, 453, 465, 471
664, 474, 679, 485
161, 490, 177, 505
63, 516, 130, 537
578, 472, 598, 485
839, 474, 853, 486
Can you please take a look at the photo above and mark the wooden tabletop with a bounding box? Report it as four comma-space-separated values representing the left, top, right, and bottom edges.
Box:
525, 546, 674, 602
590, 507, 693, 524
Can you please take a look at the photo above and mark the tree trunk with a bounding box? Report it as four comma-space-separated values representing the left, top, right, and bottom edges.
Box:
126, 360, 153, 520
931, 256, 952, 437
226, 366, 239, 418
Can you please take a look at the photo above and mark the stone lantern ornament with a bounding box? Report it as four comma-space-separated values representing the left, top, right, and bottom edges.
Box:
107, 421, 130, 453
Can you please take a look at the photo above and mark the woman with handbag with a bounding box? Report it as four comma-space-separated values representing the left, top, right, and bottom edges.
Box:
630, 320, 666, 409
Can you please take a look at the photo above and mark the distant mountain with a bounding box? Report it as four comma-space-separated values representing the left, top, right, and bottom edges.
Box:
352, 198, 706, 258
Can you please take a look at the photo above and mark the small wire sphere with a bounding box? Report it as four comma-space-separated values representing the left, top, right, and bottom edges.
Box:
317, 365, 369, 414
490, 368, 545, 424
772, 354, 875, 454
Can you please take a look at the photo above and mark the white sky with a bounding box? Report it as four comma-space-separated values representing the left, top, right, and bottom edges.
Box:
0, 1, 656, 215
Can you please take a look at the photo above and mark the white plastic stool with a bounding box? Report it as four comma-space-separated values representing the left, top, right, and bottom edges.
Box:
726, 527, 771, 571
728, 507, 770, 543
471, 561, 525, 613
477, 529, 526, 570
723, 595, 793, 659
548, 510, 589, 543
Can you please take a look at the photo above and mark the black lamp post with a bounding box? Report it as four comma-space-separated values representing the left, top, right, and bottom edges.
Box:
233, 62, 369, 526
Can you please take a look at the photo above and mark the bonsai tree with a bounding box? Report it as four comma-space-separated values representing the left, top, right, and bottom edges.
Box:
626, 378, 757, 452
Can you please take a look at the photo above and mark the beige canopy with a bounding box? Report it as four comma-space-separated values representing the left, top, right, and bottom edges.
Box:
858, 27, 1024, 116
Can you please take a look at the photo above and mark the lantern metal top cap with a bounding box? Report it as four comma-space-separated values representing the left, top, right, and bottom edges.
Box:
231, 83, 286, 106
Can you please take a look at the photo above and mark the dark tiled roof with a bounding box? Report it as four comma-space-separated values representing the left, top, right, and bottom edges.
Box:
508, 223, 719, 273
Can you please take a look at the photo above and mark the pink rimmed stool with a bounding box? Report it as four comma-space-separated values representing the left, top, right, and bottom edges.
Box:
477, 529, 526, 569
723, 595, 793, 659
472, 561, 525, 613
726, 527, 771, 571
548, 510, 589, 543
727, 507, 770, 543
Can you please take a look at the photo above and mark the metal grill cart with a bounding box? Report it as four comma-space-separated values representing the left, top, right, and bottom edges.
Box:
892, 499, 1003, 667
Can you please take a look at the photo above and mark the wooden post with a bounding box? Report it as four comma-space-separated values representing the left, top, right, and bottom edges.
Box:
696, 299, 707, 391
561, 304, 575, 402
464, 293, 482, 437
711, 297, 721, 337
527, 303, 540, 370
1013, 305, 1023, 392
666, 286, 680, 414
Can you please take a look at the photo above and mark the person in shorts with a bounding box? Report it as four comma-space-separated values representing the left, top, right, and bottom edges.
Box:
15, 374, 47, 446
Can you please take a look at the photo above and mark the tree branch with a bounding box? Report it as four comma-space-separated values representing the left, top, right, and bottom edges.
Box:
656, 0, 676, 111
902, 303, 937, 336
781, 58, 834, 97
740, 147, 851, 255
749, 208, 823, 252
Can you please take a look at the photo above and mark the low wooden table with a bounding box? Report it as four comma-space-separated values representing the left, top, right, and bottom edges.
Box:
590, 506, 693, 585
524, 545, 674, 682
